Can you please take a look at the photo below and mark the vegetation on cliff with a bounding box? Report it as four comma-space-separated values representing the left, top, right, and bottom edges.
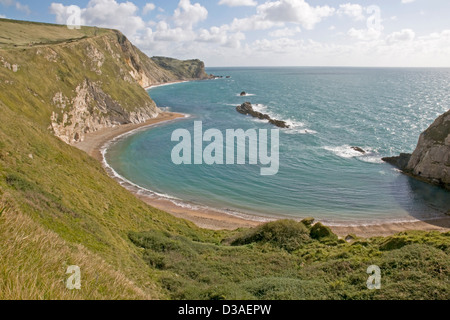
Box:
0, 19, 448, 300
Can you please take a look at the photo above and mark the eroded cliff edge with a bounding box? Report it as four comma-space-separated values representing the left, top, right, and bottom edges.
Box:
383, 109, 450, 190
0, 19, 209, 144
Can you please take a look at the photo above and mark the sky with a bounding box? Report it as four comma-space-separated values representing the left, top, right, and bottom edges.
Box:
1, 0, 450, 67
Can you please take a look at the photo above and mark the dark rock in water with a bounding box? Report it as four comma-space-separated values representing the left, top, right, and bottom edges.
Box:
382, 153, 412, 171
269, 118, 289, 128
236, 102, 290, 129
351, 147, 366, 154
236, 102, 253, 115
226, 76, 231, 79
240, 91, 247, 96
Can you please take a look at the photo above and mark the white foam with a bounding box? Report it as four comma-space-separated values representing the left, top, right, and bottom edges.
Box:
323, 145, 384, 163
324, 145, 364, 158
252, 104, 317, 134
237, 93, 255, 97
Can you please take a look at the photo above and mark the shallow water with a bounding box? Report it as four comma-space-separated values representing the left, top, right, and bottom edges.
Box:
105, 67, 450, 225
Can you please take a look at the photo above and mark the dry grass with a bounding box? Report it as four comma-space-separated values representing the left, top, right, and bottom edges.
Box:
0, 198, 152, 300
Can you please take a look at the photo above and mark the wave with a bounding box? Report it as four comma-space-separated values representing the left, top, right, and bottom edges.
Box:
237, 94, 256, 97
252, 104, 317, 135
323, 145, 384, 163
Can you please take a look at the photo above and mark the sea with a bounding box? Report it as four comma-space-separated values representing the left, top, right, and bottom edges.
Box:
105, 67, 450, 226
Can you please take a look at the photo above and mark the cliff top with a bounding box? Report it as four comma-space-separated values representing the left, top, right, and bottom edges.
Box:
0, 18, 110, 49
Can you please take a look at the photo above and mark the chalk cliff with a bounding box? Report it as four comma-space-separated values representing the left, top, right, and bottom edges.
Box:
383, 109, 450, 190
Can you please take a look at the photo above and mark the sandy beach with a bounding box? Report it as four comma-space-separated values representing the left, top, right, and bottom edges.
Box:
74, 111, 450, 238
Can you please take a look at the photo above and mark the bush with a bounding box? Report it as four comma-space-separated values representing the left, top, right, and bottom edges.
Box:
230, 220, 311, 252
310, 223, 338, 242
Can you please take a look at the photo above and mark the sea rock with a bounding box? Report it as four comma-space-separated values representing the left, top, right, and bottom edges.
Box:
382, 153, 412, 171
269, 119, 290, 129
240, 91, 247, 96
236, 102, 254, 115
351, 147, 366, 154
383, 109, 450, 190
236, 102, 290, 129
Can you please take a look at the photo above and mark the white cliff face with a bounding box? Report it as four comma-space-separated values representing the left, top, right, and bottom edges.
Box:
407, 110, 450, 189
51, 79, 159, 144
47, 32, 167, 145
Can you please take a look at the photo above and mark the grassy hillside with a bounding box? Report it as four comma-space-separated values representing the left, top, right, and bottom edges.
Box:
0, 19, 449, 300
152, 56, 211, 80
0, 18, 108, 49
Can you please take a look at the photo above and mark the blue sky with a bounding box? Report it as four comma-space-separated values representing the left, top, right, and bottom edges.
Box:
1, 0, 450, 67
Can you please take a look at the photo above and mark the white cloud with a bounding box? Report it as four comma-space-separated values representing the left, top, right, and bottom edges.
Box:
229, 0, 334, 32
173, 0, 208, 29
0, 0, 30, 14
230, 15, 280, 31
338, 3, 365, 21
198, 26, 245, 48
386, 29, 415, 44
401, 0, 415, 4
143, 3, 155, 15
269, 26, 301, 37
348, 27, 382, 41
257, 0, 335, 30
218, 0, 257, 7
0, 14, 5, 18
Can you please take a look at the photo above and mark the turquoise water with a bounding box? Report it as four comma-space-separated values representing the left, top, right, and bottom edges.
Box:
106, 67, 450, 225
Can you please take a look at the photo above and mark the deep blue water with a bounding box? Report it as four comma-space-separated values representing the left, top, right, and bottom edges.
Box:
105, 67, 450, 225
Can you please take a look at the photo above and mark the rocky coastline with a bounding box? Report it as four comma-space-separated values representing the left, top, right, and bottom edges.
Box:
383, 109, 450, 191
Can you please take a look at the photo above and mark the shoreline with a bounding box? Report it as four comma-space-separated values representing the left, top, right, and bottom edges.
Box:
74, 112, 450, 238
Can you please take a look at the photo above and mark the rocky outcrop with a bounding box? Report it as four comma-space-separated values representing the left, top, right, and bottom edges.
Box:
151, 56, 212, 81
50, 80, 158, 144
382, 153, 412, 171
383, 110, 450, 190
236, 102, 290, 129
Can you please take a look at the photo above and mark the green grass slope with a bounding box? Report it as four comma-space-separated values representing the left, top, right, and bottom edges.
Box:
0, 19, 449, 300
151, 56, 211, 80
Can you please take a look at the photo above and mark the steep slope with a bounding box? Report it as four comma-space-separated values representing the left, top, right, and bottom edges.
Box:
383, 110, 450, 190
0, 19, 208, 144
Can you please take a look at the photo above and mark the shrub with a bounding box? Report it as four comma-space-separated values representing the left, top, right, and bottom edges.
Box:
230, 220, 311, 252
310, 223, 338, 242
